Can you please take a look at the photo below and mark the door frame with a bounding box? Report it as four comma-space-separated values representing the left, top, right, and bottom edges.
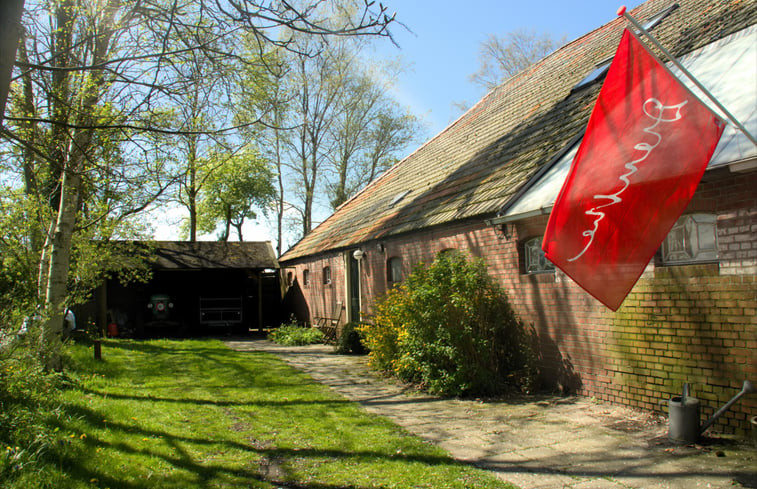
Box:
345, 250, 362, 322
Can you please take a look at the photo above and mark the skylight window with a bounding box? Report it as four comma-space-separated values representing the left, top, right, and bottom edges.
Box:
571, 59, 612, 91
570, 4, 678, 93
640, 3, 679, 32
389, 190, 411, 207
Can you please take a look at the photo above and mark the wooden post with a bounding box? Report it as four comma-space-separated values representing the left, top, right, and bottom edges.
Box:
257, 271, 263, 331
98, 280, 108, 337
93, 340, 101, 360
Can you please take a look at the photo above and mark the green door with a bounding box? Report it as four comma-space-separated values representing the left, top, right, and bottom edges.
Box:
348, 253, 360, 321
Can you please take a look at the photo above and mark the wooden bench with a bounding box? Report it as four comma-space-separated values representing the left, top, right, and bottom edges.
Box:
313, 301, 342, 344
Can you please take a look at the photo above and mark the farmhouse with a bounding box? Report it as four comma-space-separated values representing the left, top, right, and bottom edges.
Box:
279, 0, 757, 435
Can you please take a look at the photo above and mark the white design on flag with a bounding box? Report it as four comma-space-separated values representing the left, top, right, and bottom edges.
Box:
567, 98, 689, 262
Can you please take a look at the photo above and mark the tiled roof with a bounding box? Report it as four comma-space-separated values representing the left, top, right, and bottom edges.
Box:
280, 0, 757, 262
151, 241, 278, 270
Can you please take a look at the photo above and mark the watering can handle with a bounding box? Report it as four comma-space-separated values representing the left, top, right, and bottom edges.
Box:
658, 398, 668, 413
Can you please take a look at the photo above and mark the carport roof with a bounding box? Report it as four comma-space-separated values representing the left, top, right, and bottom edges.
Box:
150, 241, 278, 270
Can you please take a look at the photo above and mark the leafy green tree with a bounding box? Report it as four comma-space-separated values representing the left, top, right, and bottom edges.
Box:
195, 149, 277, 241
225, 43, 292, 252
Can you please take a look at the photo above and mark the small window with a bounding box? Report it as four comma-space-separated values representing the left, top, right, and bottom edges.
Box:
525, 237, 554, 274
303, 269, 310, 286
389, 190, 412, 207
322, 266, 331, 285
640, 4, 678, 32
662, 214, 718, 264
571, 59, 612, 91
286, 271, 293, 287
387, 257, 403, 285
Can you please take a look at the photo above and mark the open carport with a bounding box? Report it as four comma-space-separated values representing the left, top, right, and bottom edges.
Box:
86, 241, 282, 337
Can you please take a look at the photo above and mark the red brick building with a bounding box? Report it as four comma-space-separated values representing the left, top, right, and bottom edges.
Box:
279, 0, 757, 435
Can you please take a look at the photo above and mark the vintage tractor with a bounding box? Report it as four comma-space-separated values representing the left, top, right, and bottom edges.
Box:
146, 294, 175, 325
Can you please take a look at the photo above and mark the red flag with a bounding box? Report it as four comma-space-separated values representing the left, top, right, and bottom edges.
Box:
542, 29, 725, 310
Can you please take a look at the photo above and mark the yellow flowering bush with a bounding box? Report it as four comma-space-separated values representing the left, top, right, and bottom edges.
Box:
359, 285, 408, 372
362, 251, 539, 396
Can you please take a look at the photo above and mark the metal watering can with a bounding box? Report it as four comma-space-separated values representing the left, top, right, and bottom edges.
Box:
662, 380, 756, 444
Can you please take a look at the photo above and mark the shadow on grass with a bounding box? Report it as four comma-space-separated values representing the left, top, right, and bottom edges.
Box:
50, 339, 496, 489
78, 386, 355, 407
50, 400, 472, 489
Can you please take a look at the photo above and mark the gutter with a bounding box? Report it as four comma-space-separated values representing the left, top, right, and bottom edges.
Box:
485, 206, 553, 226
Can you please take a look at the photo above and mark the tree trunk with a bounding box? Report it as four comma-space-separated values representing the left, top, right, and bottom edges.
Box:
222, 205, 231, 241
274, 109, 284, 257
0, 0, 24, 125
188, 136, 198, 242
41, 147, 83, 371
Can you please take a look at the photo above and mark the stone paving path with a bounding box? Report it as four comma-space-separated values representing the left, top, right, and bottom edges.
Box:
225, 339, 757, 489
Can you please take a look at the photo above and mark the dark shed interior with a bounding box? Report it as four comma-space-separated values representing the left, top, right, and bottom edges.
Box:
88, 241, 282, 338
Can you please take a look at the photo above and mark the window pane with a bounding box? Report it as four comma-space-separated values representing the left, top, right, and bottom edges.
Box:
525, 237, 553, 273
662, 214, 718, 264
323, 267, 331, 284
697, 223, 716, 252
388, 257, 402, 283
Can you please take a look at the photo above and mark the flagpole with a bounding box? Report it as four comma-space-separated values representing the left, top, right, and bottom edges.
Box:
617, 6, 757, 147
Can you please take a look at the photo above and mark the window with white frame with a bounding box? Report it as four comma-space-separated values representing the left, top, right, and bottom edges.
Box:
661, 213, 718, 264
387, 257, 403, 285
303, 269, 310, 286
322, 266, 331, 285
525, 237, 554, 273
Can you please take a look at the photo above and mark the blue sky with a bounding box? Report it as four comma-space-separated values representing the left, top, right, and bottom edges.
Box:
370, 0, 632, 137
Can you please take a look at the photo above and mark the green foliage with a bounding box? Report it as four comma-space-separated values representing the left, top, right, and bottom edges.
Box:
195, 148, 277, 241
268, 323, 325, 346
335, 321, 367, 355
0, 191, 44, 321
0, 344, 66, 487
362, 251, 539, 397
68, 239, 154, 307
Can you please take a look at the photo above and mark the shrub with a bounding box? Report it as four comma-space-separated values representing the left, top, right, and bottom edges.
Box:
335, 322, 366, 355
361, 251, 539, 397
0, 343, 64, 487
268, 323, 324, 346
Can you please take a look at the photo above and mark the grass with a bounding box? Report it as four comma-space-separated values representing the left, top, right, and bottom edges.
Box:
9, 338, 517, 489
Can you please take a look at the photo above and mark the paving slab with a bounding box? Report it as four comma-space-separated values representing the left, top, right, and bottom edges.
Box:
225, 339, 757, 489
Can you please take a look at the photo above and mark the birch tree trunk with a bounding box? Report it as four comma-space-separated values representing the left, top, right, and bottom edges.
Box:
41, 143, 84, 370
38, 0, 114, 369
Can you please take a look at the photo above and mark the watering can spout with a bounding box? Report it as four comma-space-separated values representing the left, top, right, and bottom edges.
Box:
700, 380, 756, 436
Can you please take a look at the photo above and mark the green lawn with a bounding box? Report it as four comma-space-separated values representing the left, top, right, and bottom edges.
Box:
23, 339, 516, 489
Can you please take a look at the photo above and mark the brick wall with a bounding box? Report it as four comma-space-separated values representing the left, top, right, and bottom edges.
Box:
282, 167, 757, 435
